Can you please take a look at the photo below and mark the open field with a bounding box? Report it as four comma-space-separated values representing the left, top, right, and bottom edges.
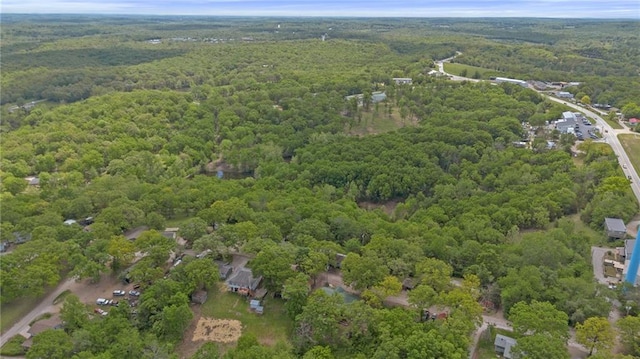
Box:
443, 62, 501, 79
618, 133, 640, 178
0, 296, 42, 333
199, 284, 293, 346
347, 106, 418, 136
604, 117, 624, 130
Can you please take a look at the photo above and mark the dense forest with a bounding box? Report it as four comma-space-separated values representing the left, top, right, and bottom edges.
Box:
1, 15, 639, 359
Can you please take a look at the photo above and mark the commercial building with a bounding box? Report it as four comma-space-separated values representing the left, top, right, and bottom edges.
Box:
495, 77, 528, 88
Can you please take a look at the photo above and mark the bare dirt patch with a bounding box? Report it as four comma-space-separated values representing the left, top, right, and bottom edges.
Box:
192, 317, 242, 343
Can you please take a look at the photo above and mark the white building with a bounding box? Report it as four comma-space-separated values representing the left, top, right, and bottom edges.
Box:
557, 91, 574, 99
495, 77, 528, 88
392, 78, 413, 85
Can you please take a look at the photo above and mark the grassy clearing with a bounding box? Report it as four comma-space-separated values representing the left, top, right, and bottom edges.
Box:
443, 62, 501, 79
618, 133, 640, 178
347, 105, 416, 136
0, 296, 41, 334
475, 326, 518, 359
603, 117, 623, 130
0, 335, 26, 356
199, 283, 294, 347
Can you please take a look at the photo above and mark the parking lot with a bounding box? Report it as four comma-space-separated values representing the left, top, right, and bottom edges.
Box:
572, 114, 600, 141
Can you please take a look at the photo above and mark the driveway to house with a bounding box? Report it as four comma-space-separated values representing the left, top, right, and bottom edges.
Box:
0, 278, 80, 347
591, 246, 612, 285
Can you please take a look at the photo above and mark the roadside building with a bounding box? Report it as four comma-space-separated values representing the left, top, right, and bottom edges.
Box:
556, 91, 574, 99
392, 77, 412, 85
604, 218, 627, 239
495, 77, 528, 88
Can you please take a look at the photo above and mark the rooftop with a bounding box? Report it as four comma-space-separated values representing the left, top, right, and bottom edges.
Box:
605, 218, 627, 233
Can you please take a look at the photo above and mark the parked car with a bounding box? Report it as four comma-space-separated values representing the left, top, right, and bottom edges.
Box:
94, 308, 108, 316
96, 298, 112, 305
129, 290, 141, 297
113, 290, 126, 296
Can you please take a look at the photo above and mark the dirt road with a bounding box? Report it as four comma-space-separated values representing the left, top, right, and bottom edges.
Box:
0, 277, 80, 346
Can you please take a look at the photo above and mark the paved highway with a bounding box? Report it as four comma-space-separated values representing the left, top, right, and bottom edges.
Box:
545, 97, 640, 204
436, 54, 640, 206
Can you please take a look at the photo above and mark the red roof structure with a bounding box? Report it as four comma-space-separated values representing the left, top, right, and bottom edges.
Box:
629, 118, 639, 124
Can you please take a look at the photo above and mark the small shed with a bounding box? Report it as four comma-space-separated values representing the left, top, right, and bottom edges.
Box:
253, 288, 268, 300
191, 290, 208, 304
605, 218, 627, 239
250, 299, 261, 309
402, 277, 418, 291
494, 334, 517, 359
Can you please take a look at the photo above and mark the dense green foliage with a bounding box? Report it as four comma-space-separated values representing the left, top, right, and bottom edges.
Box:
1, 15, 638, 359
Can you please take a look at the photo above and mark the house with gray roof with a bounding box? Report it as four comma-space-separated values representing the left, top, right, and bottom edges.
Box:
605, 218, 627, 239
226, 268, 262, 296
494, 334, 518, 359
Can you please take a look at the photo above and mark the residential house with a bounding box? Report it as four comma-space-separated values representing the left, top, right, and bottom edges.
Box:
402, 277, 418, 291
494, 334, 518, 359
393, 77, 412, 85
13, 232, 32, 244
556, 91, 574, 99
604, 217, 627, 239
24, 176, 40, 186
226, 268, 262, 296
124, 226, 149, 241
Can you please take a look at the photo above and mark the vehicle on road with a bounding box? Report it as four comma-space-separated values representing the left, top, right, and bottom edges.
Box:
113, 290, 126, 296
623, 164, 627, 169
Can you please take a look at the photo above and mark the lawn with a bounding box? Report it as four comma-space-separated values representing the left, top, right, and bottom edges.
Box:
443, 62, 501, 79
0, 335, 26, 356
199, 284, 294, 347
618, 133, 640, 178
474, 326, 518, 359
0, 296, 41, 334
347, 104, 416, 136
603, 117, 623, 130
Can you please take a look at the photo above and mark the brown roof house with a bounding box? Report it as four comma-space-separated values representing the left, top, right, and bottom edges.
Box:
226, 268, 262, 296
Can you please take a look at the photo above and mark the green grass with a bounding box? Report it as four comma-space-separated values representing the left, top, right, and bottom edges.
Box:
29, 312, 52, 326
475, 326, 519, 359
200, 284, 294, 347
603, 117, 623, 130
0, 335, 26, 356
0, 296, 41, 334
347, 105, 416, 136
443, 62, 501, 79
52, 289, 72, 305
618, 133, 640, 178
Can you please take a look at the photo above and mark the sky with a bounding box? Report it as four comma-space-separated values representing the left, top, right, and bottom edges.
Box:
2, 0, 639, 18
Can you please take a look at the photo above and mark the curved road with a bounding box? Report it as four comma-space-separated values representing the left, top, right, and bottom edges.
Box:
0, 278, 79, 347
436, 54, 640, 206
